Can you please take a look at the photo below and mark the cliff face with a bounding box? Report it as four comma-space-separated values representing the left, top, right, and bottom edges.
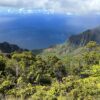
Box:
68, 27, 100, 47
43, 26, 100, 56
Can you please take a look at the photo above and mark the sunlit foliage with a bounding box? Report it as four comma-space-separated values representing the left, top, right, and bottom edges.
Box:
0, 41, 100, 100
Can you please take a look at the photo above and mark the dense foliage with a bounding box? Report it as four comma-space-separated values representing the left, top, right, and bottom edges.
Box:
0, 41, 100, 100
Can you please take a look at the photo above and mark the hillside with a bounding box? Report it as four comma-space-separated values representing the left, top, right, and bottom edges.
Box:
0, 27, 100, 100
0, 41, 100, 100
43, 27, 100, 56
0, 42, 24, 53
68, 26, 100, 47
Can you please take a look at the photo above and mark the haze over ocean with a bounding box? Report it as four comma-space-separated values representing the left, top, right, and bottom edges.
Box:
0, 0, 100, 49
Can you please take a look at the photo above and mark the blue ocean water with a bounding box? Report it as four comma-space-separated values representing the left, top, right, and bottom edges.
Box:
0, 13, 99, 49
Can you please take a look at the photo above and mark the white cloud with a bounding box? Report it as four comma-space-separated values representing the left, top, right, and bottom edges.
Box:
0, 0, 100, 15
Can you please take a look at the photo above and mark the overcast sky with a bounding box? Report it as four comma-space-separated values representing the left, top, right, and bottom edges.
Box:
0, 0, 99, 15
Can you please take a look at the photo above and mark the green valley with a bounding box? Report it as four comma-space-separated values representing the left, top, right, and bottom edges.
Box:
0, 27, 100, 100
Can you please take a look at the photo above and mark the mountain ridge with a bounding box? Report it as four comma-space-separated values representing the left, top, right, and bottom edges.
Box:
43, 26, 100, 56
0, 42, 25, 53
68, 27, 100, 47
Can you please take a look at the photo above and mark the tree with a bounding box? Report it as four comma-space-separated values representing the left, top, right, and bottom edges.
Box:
0, 55, 6, 76
86, 41, 97, 51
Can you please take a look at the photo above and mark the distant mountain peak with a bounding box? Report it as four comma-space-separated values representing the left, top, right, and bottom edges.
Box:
43, 26, 100, 56
68, 27, 100, 47
0, 42, 24, 53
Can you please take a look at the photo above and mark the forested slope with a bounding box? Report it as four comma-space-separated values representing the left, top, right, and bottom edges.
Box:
43, 27, 100, 56
0, 41, 99, 100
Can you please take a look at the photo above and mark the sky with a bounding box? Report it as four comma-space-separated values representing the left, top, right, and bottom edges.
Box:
0, 0, 100, 49
0, 0, 100, 15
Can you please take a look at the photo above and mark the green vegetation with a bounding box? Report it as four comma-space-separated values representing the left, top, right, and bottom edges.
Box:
0, 41, 100, 100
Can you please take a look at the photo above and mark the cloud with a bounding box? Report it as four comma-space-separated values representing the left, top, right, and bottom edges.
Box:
0, 0, 100, 15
